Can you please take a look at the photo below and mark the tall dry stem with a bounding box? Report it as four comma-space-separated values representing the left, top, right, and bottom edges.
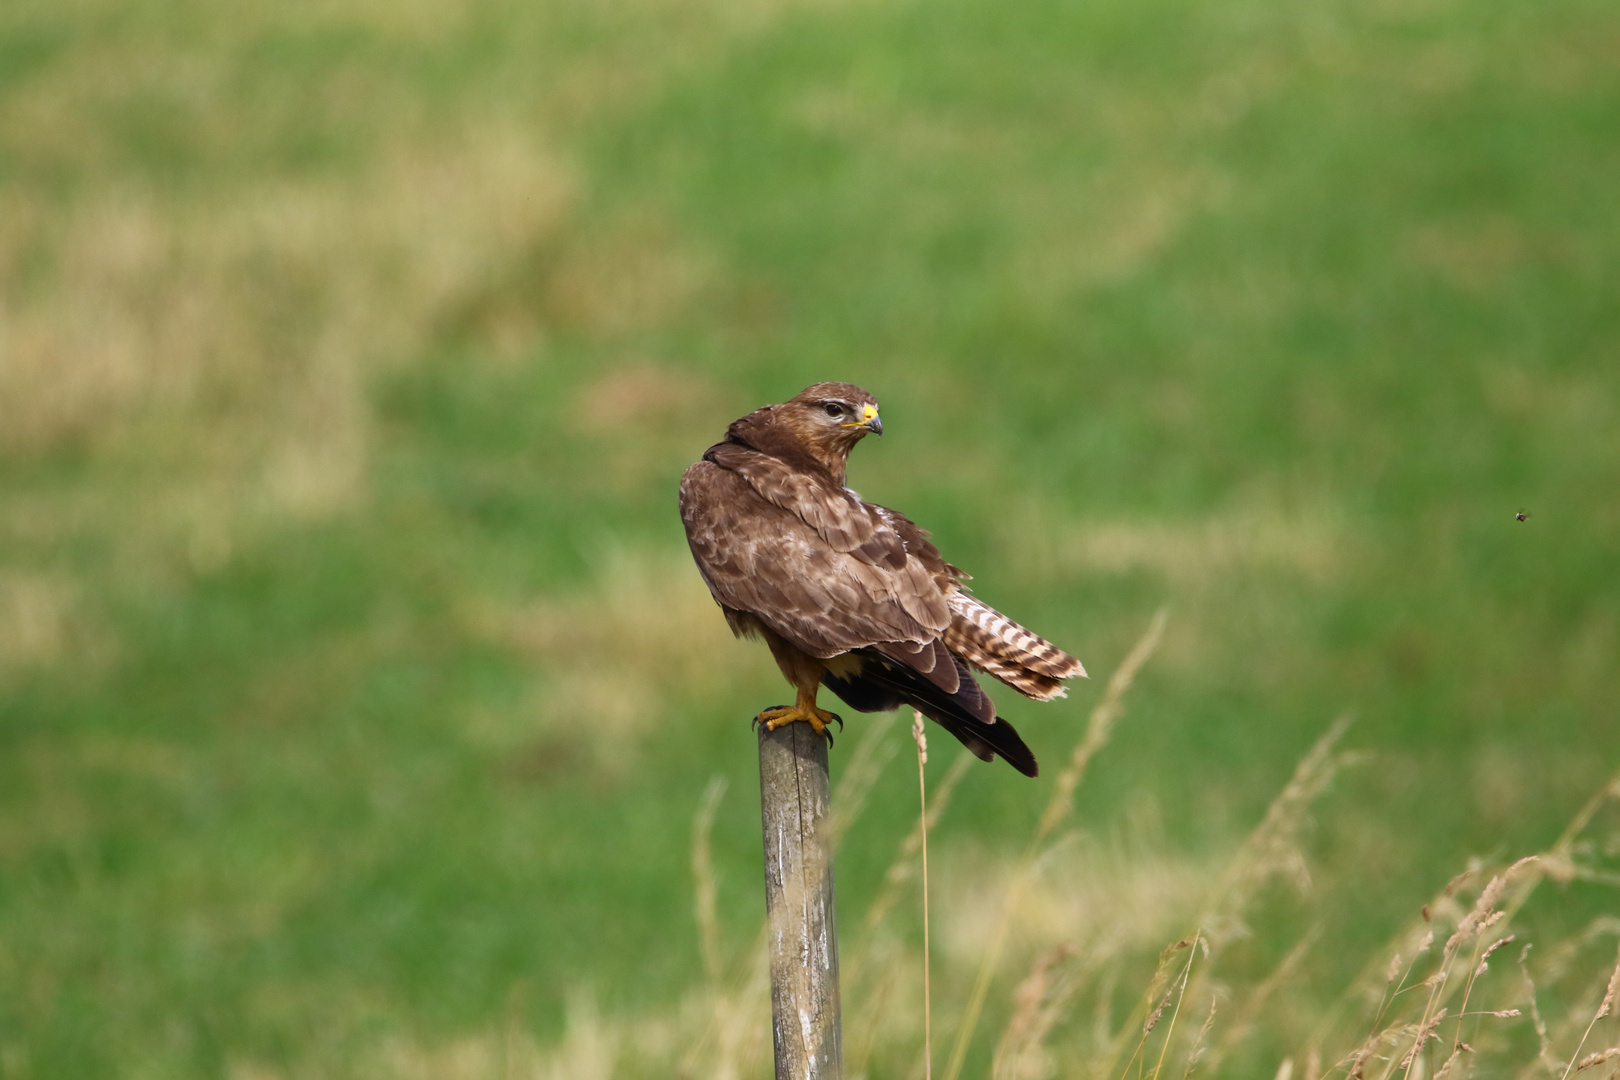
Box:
1148, 935, 1206, 1080
1197, 928, 1321, 1077
1181, 991, 1221, 1079
853, 750, 975, 961
941, 608, 1169, 1080
915, 710, 934, 1080
1093, 715, 1354, 1080
1558, 942, 1620, 1080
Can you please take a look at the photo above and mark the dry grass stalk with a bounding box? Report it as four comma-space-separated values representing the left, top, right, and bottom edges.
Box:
915, 710, 934, 1080
1522, 919, 1620, 997
1348, 1026, 1397, 1080
1599, 945, 1620, 1020
1083, 715, 1356, 1080
1199, 928, 1321, 1076
1324, 856, 1547, 1080
1329, 778, 1620, 1080
855, 749, 975, 950
1147, 986, 1179, 1037
845, 728, 1022, 1078
1129, 717, 1356, 1078
1147, 936, 1206, 1080
1444, 873, 1509, 955
1108, 938, 1199, 1079
1575, 1048, 1620, 1072
1400, 865, 1515, 1080
1180, 990, 1221, 1079
1397, 1007, 1448, 1074
1477, 935, 1517, 979
1519, 930, 1620, 1080
1560, 942, 1620, 1080
942, 609, 1169, 1080
1431, 1042, 1469, 1079
1443, 929, 1515, 1069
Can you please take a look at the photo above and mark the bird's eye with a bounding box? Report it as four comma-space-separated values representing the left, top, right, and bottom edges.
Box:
823, 402, 844, 417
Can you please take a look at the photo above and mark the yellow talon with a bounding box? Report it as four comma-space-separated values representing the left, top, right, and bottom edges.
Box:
753, 686, 843, 741
755, 703, 842, 736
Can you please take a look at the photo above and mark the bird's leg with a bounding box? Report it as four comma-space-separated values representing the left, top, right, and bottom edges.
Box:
754, 683, 843, 741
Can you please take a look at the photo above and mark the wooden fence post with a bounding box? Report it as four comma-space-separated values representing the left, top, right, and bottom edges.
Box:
758, 721, 843, 1080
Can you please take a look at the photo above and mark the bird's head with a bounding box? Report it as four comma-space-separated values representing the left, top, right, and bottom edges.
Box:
724, 382, 881, 483
783, 382, 882, 443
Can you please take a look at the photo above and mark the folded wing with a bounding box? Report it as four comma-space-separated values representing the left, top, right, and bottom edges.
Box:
679, 459, 950, 658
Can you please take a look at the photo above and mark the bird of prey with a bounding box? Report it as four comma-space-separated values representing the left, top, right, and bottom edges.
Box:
678, 382, 1085, 776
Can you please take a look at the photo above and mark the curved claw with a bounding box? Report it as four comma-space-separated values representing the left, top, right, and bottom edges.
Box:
821, 712, 844, 747
752, 706, 792, 731
753, 703, 843, 744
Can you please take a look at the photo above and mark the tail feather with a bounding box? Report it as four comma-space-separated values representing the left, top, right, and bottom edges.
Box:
822, 648, 1037, 777
943, 593, 1085, 700
875, 638, 960, 695
965, 653, 1069, 701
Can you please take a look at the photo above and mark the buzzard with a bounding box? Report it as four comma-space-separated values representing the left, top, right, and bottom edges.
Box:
679, 382, 1085, 776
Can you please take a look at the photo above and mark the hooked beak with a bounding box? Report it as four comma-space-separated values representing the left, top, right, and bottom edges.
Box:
842, 403, 882, 435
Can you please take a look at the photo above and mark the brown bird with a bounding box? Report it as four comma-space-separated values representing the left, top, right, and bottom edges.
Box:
678, 382, 1085, 776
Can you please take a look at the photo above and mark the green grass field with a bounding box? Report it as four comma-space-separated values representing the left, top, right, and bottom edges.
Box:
3, 0, 1619, 1076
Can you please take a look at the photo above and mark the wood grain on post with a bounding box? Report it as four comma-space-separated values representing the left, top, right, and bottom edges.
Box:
758, 722, 843, 1080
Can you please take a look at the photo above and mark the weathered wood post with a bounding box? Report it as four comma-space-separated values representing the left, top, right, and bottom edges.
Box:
758, 722, 843, 1080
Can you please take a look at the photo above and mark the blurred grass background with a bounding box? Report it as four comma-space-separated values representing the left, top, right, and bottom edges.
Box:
1, 0, 1618, 1075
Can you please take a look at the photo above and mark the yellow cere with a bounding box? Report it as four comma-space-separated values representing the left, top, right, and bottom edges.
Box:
842, 403, 879, 427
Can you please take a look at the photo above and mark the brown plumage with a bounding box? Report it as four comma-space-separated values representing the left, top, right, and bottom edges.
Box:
678, 382, 1085, 776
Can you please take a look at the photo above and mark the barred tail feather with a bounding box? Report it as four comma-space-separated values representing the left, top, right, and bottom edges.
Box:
943, 592, 1086, 699
968, 652, 1070, 701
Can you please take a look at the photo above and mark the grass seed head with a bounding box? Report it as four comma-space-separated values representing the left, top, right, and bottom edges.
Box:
1576, 1048, 1620, 1072
1598, 943, 1620, 1019
1144, 988, 1176, 1035
1475, 934, 1515, 976
1398, 1008, 1448, 1070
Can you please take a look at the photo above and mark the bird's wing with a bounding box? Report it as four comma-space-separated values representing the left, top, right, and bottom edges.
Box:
861, 499, 1085, 700
703, 442, 910, 568
679, 458, 952, 661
